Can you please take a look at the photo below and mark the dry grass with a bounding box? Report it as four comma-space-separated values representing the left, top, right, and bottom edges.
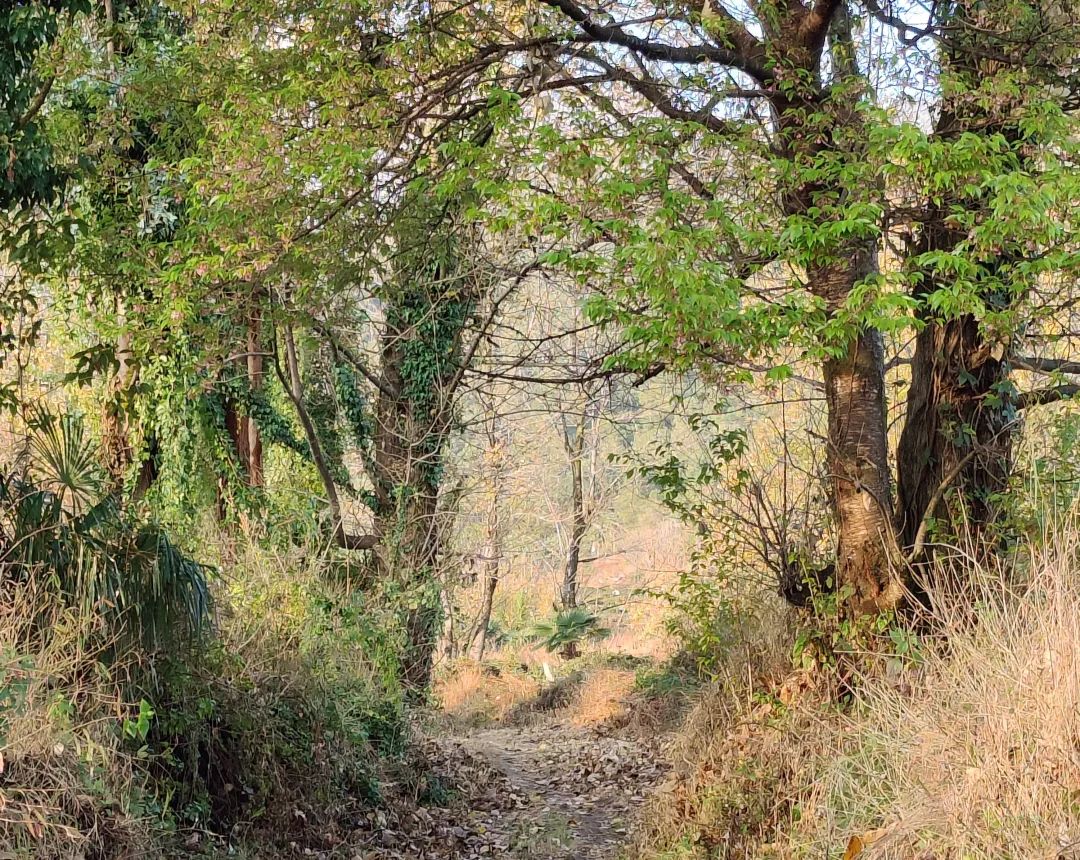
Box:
0, 535, 408, 856
568, 667, 637, 727
635, 529, 1080, 860
0, 582, 151, 858
795, 532, 1080, 859
435, 661, 541, 728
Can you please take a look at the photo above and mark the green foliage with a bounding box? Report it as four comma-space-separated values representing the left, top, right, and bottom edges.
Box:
0, 474, 211, 651
0, 0, 91, 411
27, 409, 102, 512
0, 0, 90, 209
646, 566, 741, 678
141, 547, 408, 831
2, 412, 210, 651
530, 606, 611, 652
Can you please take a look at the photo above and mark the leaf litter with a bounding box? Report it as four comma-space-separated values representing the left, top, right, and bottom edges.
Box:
343, 721, 667, 859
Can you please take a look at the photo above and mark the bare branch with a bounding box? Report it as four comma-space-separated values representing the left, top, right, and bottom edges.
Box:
1014, 356, 1080, 375
1019, 384, 1080, 410
542, 0, 774, 83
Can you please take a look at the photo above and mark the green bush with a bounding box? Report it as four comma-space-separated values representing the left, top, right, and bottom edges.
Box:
530, 606, 611, 652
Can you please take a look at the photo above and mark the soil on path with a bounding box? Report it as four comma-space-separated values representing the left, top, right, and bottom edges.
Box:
349, 718, 666, 859
446, 722, 665, 859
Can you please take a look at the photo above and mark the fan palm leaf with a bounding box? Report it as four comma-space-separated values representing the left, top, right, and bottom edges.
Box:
27, 409, 101, 514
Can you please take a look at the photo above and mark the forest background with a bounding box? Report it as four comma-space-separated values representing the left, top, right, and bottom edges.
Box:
1, 0, 1079, 858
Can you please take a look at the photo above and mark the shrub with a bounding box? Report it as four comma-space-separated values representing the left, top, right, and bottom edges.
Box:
530, 606, 612, 653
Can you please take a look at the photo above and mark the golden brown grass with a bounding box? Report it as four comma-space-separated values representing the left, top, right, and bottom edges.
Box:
568, 666, 637, 727
0, 582, 151, 858
435, 661, 541, 728
796, 532, 1080, 859
634, 530, 1080, 860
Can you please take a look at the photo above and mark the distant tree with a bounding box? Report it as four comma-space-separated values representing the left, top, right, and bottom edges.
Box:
467, 406, 509, 662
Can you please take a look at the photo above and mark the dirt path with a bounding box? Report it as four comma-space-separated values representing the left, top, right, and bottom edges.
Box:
441, 722, 666, 859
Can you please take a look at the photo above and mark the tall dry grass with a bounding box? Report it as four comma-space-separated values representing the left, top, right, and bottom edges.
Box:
797, 530, 1080, 859
0, 580, 154, 858
636, 527, 1080, 860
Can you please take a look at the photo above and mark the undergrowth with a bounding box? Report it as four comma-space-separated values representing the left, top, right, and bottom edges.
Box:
633, 527, 1080, 860
0, 535, 410, 858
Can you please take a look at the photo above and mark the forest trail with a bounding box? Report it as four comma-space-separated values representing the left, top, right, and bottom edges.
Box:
436, 721, 667, 859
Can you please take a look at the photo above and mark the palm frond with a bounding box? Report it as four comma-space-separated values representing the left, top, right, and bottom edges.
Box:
529, 606, 611, 651
27, 409, 101, 514
0, 474, 211, 654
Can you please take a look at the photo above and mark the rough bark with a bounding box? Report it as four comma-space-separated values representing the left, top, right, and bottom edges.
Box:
560, 413, 588, 613
101, 325, 135, 493
221, 310, 265, 492
812, 253, 901, 613
895, 4, 1029, 566
468, 556, 499, 662
365, 307, 460, 690
246, 309, 265, 487
896, 313, 1012, 558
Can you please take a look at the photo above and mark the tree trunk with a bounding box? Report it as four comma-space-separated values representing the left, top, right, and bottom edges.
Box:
560, 412, 587, 613
469, 432, 505, 663
772, 65, 902, 614
810, 252, 902, 614
896, 313, 1011, 561
366, 326, 450, 690
246, 308, 264, 487
895, 23, 1023, 569
375, 488, 442, 688
279, 324, 376, 551
102, 324, 135, 493
557, 411, 589, 657
469, 560, 499, 662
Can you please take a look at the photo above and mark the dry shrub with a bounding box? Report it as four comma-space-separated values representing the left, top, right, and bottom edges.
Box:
635, 530, 1080, 860
632, 642, 816, 859
0, 536, 408, 857
0, 582, 153, 859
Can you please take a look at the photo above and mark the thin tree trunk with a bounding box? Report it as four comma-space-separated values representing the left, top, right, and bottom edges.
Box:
557, 410, 589, 657
469, 432, 505, 662
469, 562, 499, 662
280, 324, 377, 550
247, 308, 264, 487
102, 307, 137, 496
561, 411, 587, 613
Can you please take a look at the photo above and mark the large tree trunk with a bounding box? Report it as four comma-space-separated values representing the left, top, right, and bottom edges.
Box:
367, 325, 452, 691
772, 56, 902, 614
896, 14, 1024, 567
896, 314, 1012, 559
809, 253, 902, 613
374, 487, 442, 689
